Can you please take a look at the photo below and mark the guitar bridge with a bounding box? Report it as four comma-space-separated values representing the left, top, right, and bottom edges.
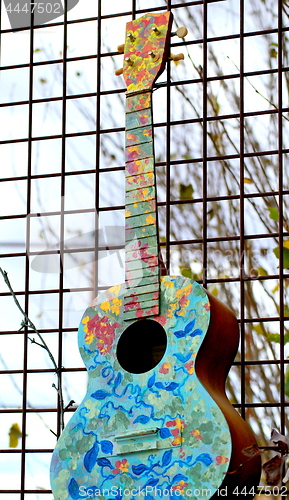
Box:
98, 425, 183, 457
115, 428, 159, 440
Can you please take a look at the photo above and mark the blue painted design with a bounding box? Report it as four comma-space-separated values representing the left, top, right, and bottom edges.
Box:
50, 276, 231, 500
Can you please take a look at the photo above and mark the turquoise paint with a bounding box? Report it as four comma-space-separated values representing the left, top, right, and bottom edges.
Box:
50, 276, 231, 500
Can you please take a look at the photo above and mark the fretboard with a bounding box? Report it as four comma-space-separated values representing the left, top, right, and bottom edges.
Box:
124, 91, 160, 320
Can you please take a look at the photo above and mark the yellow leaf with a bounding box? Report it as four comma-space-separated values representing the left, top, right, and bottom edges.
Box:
244, 178, 253, 184
9, 423, 22, 448
284, 241, 289, 249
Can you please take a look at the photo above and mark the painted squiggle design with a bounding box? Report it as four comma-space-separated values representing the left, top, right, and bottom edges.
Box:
50, 276, 231, 500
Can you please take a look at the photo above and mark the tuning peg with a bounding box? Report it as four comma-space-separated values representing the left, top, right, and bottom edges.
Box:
124, 56, 134, 66
127, 32, 135, 41
115, 67, 124, 76
117, 44, 125, 54
172, 26, 188, 38
148, 51, 159, 60
170, 53, 184, 62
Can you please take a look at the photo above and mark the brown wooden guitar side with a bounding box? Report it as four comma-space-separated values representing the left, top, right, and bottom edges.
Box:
195, 292, 261, 498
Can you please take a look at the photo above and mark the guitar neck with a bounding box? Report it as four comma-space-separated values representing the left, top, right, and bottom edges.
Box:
124, 91, 160, 320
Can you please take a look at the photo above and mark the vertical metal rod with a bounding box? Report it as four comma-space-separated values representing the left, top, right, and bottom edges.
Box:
202, 0, 208, 288
132, 0, 136, 20
94, 0, 102, 299
57, 0, 68, 436
21, 8, 35, 498
165, 0, 172, 274
165, 46, 171, 272
277, 0, 285, 433
239, 0, 246, 420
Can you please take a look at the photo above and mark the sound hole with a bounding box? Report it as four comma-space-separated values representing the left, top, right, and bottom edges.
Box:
116, 319, 167, 374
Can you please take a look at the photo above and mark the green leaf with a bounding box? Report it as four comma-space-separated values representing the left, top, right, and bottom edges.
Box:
267, 332, 289, 344
9, 423, 22, 448
267, 206, 279, 221
180, 265, 193, 279
267, 333, 281, 343
253, 323, 264, 336
257, 266, 268, 276
208, 285, 219, 296
269, 48, 277, 58
273, 244, 289, 268
179, 183, 194, 200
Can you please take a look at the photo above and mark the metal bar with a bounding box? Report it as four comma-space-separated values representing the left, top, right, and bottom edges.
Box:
277, 0, 285, 434
202, 0, 208, 288
239, 0, 246, 421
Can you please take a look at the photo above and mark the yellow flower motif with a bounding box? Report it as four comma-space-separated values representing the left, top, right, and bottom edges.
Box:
111, 298, 122, 316
109, 284, 122, 296
172, 435, 184, 446
85, 332, 95, 345
146, 214, 155, 225
175, 284, 192, 298
164, 280, 174, 288
82, 316, 90, 333
100, 301, 110, 312
120, 462, 129, 473
175, 418, 184, 431
125, 208, 131, 217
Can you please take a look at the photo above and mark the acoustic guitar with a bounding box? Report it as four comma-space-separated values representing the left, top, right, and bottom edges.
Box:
50, 12, 261, 500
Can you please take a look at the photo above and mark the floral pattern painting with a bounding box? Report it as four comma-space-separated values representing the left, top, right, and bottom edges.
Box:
50, 276, 231, 500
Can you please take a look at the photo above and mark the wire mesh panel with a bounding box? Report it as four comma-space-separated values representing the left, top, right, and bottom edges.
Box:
0, 0, 288, 498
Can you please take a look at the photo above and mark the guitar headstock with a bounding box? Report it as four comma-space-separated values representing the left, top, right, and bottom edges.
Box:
118, 12, 173, 94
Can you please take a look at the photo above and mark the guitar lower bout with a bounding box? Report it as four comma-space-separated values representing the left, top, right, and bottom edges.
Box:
50, 275, 261, 500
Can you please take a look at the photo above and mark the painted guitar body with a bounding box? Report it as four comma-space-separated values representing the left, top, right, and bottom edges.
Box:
50, 277, 260, 500
50, 12, 261, 499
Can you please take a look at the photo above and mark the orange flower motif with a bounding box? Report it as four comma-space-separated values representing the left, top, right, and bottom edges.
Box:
172, 480, 188, 494
185, 359, 194, 374
113, 458, 129, 474
190, 429, 203, 440
216, 455, 229, 465
159, 362, 170, 374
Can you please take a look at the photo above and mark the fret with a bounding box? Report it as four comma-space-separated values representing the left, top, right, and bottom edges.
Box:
126, 126, 153, 146
125, 92, 151, 113
125, 223, 157, 242
125, 255, 158, 272
125, 282, 160, 298
126, 172, 155, 191
124, 90, 160, 318
125, 235, 157, 251
126, 274, 159, 289
126, 157, 154, 176
125, 185, 155, 204
125, 245, 158, 262
126, 212, 156, 229
125, 200, 156, 218
126, 142, 153, 162
125, 108, 152, 130
126, 266, 159, 281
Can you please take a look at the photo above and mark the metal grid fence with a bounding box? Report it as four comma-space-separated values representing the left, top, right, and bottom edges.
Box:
0, 0, 288, 498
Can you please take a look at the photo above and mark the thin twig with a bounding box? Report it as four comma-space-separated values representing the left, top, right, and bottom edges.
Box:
0, 267, 65, 432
